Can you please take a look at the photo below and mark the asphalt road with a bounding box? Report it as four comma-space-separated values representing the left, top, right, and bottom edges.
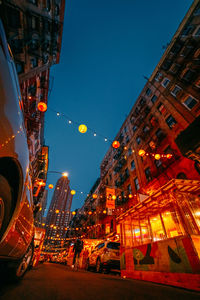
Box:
0, 263, 199, 300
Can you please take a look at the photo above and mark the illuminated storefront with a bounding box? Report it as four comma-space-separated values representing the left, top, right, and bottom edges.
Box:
117, 179, 200, 291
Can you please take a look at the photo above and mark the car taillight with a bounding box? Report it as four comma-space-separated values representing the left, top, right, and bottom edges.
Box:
103, 248, 109, 254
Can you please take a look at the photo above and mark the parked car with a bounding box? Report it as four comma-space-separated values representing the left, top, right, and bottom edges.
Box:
86, 241, 120, 273
0, 20, 34, 280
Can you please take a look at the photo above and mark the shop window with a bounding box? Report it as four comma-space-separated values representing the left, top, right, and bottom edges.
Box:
145, 167, 152, 182
124, 222, 133, 247
157, 103, 167, 115
161, 78, 170, 88
145, 88, 152, 96
165, 115, 177, 129
161, 209, 185, 238
131, 219, 141, 246
151, 95, 157, 104
150, 214, 165, 241
140, 219, 152, 244
171, 85, 182, 97
134, 177, 140, 191
183, 96, 198, 110
131, 160, 135, 170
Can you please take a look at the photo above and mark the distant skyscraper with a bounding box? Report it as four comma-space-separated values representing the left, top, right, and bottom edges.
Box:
45, 176, 73, 244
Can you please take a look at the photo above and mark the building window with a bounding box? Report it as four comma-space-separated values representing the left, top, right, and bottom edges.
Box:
132, 125, 137, 133
151, 95, 157, 104
194, 4, 200, 16
10, 39, 23, 54
157, 103, 167, 115
181, 25, 194, 36
165, 115, 177, 129
134, 178, 140, 191
154, 72, 162, 82
171, 85, 182, 97
126, 135, 130, 143
124, 126, 127, 133
145, 167, 152, 182
155, 159, 162, 168
139, 98, 146, 106
145, 88, 152, 96
128, 148, 132, 156
127, 184, 132, 194
7, 7, 21, 28
183, 96, 198, 110
181, 68, 196, 82
169, 63, 181, 74
143, 125, 150, 133
161, 78, 170, 88
149, 116, 157, 127
125, 168, 129, 177
16, 62, 24, 74
109, 174, 112, 181
30, 57, 38, 68
131, 160, 135, 170
155, 128, 165, 140
136, 136, 141, 145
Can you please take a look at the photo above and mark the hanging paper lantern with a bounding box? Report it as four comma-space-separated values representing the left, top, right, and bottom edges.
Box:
112, 195, 116, 200
103, 210, 107, 214
38, 102, 47, 112
166, 154, 172, 159
155, 154, 161, 160
55, 210, 59, 214
78, 124, 87, 133
72, 211, 76, 215
92, 194, 98, 199
71, 190, 76, 195
88, 211, 92, 215
112, 140, 120, 149
48, 184, 54, 189
138, 149, 146, 157
129, 194, 133, 199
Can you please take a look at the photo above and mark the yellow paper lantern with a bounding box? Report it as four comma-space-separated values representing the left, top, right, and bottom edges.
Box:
71, 190, 76, 195
138, 149, 146, 157
103, 210, 107, 214
88, 211, 92, 215
72, 211, 76, 215
112, 195, 116, 200
78, 124, 87, 133
155, 154, 161, 160
92, 194, 98, 199
56, 209, 59, 214
48, 184, 54, 189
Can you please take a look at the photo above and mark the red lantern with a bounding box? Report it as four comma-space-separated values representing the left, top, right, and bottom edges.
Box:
38, 102, 47, 112
112, 141, 120, 149
166, 154, 172, 159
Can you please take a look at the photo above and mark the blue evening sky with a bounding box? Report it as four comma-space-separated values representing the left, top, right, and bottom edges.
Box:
45, 0, 193, 212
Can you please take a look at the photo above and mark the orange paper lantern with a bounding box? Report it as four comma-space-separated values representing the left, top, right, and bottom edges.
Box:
112, 141, 120, 149
166, 154, 172, 159
48, 184, 54, 189
92, 194, 98, 199
38, 102, 47, 112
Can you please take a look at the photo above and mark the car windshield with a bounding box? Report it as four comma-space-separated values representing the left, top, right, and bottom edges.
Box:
107, 242, 120, 250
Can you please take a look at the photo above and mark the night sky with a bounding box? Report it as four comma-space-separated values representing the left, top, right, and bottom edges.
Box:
44, 0, 193, 212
